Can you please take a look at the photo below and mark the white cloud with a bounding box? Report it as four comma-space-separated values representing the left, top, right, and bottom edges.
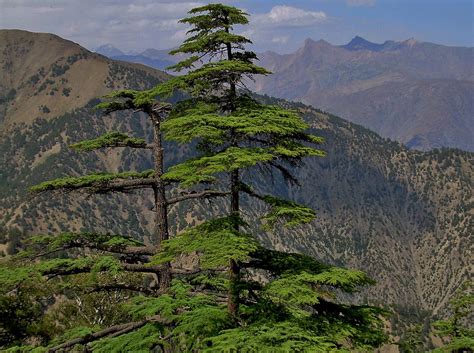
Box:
0, 1, 327, 53
271, 35, 290, 44
0, 0, 207, 51
254, 5, 327, 27
238, 5, 328, 52
346, 0, 376, 7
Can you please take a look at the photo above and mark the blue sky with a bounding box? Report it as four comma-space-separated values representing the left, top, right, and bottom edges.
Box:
0, 0, 472, 53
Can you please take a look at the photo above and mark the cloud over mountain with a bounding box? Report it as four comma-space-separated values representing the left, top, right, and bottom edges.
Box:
254, 5, 327, 27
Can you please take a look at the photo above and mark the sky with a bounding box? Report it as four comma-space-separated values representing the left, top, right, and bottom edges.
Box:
0, 0, 472, 54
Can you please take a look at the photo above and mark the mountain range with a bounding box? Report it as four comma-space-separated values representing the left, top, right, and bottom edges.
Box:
253, 37, 474, 151
95, 44, 176, 71
0, 30, 472, 347
95, 37, 474, 152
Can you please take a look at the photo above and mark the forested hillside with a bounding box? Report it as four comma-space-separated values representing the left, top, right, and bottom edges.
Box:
0, 29, 472, 346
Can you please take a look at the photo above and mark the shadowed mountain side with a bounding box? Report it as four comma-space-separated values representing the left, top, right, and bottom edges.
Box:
300, 79, 474, 151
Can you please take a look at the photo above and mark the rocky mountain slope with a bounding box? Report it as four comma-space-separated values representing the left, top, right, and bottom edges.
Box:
0, 30, 168, 127
0, 30, 472, 327
250, 37, 474, 151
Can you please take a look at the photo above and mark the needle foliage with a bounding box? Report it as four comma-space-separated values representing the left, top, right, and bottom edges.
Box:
1, 3, 389, 352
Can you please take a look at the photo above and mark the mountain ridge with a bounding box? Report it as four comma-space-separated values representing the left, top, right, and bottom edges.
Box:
0, 29, 169, 128
251, 36, 474, 151
91, 36, 473, 151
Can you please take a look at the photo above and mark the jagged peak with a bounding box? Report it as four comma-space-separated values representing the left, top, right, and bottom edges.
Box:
342, 36, 385, 51
348, 35, 372, 45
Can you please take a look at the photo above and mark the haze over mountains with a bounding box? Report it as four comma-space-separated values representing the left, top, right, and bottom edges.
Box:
95, 43, 175, 72
254, 37, 474, 152
1, 29, 472, 335
96, 36, 474, 152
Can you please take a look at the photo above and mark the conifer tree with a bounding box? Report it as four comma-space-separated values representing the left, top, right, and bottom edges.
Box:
431, 281, 473, 352
1, 3, 389, 352
160, 3, 324, 316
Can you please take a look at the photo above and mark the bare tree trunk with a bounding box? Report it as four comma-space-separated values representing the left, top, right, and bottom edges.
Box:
150, 108, 171, 290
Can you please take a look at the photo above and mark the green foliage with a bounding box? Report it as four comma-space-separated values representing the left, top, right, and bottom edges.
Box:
91, 324, 163, 353
0, 264, 55, 349
398, 324, 424, 353
260, 195, 316, 228
0, 289, 43, 347
30, 170, 153, 192
183, 4, 249, 27
164, 147, 274, 186
154, 217, 259, 269
23, 232, 143, 256
34, 256, 126, 278
201, 300, 387, 352
4, 346, 47, 352
204, 321, 341, 353
0, 263, 38, 294
70, 131, 147, 151
248, 248, 329, 275
163, 100, 325, 147
122, 281, 230, 352
189, 273, 229, 291
431, 337, 474, 352
264, 269, 373, 314
4, 3, 389, 352
431, 281, 473, 352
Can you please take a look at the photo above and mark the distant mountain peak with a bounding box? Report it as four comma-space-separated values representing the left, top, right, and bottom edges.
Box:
299, 39, 333, 54
350, 35, 370, 43
303, 38, 331, 47
401, 38, 418, 47
95, 44, 124, 57
140, 48, 162, 57
342, 36, 385, 51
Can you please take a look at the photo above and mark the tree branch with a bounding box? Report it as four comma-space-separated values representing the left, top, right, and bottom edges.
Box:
90, 178, 157, 194
34, 244, 156, 259
101, 142, 154, 149
167, 190, 230, 205
48, 314, 170, 352
84, 283, 157, 295
31, 177, 158, 197
42, 263, 163, 279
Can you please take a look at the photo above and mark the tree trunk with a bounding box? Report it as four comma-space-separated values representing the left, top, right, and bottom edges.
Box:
225, 16, 240, 316
151, 109, 171, 290
228, 169, 240, 315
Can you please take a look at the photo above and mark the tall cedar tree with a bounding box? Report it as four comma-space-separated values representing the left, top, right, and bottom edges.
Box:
1, 3, 388, 352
